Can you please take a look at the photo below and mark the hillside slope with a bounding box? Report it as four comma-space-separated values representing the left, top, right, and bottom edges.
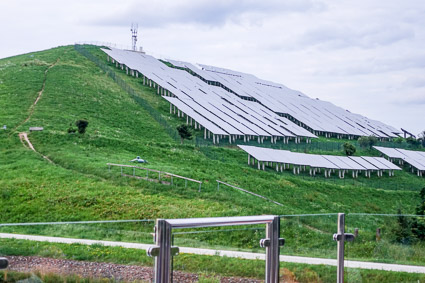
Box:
1, 44, 423, 219
1, 46, 425, 267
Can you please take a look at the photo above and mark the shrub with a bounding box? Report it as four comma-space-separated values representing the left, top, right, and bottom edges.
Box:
343, 142, 356, 156
358, 136, 378, 149
176, 124, 192, 144
406, 136, 420, 147
75, 119, 89, 134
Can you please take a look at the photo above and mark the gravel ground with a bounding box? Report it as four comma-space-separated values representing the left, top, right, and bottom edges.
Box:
5, 256, 263, 282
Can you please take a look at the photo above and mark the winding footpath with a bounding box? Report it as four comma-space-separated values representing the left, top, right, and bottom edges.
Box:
18, 132, 54, 164
1, 233, 425, 274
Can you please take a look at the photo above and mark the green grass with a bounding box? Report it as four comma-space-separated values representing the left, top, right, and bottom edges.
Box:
1, 45, 425, 281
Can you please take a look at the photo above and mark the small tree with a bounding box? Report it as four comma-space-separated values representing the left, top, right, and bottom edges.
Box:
75, 119, 89, 134
412, 187, 425, 240
343, 142, 356, 156
176, 124, 192, 144
358, 136, 378, 149
406, 136, 420, 147
393, 137, 404, 144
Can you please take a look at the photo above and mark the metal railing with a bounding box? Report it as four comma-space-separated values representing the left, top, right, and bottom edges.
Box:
147, 215, 283, 283
107, 163, 202, 191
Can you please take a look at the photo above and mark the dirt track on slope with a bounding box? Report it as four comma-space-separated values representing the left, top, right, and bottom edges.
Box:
12, 58, 60, 133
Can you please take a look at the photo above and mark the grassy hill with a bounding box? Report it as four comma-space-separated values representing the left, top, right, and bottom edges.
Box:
1, 45, 425, 281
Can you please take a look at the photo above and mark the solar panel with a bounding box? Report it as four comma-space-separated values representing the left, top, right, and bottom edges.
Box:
102, 47, 399, 141
374, 146, 425, 171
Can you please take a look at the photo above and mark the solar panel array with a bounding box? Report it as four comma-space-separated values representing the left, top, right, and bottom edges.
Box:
374, 146, 425, 176
184, 63, 401, 139
238, 145, 401, 178
102, 47, 400, 142
102, 48, 316, 144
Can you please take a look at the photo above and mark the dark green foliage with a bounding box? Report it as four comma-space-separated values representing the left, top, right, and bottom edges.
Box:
343, 142, 356, 156
358, 136, 378, 149
391, 188, 425, 243
393, 137, 404, 144
406, 136, 421, 147
393, 208, 413, 244
412, 187, 425, 240
67, 122, 77, 134
177, 124, 192, 144
75, 119, 89, 134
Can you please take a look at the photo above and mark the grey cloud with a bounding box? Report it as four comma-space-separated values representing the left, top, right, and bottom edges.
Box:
316, 54, 425, 76
89, 0, 326, 28
298, 24, 414, 49
403, 77, 425, 88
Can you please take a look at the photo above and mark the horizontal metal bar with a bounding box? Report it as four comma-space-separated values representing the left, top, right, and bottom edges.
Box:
173, 227, 262, 235
166, 215, 276, 229
279, 213, 339, 217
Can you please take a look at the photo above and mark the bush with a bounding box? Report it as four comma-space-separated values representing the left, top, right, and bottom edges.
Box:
358, 136, 378, 149
176, 124, 192, 144
343, 142, 356, 156
75, 119, 89, 134
406, 137, 420, 147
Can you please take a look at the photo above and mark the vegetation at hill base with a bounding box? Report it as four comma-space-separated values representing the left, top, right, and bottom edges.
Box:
1, 45, 425, 281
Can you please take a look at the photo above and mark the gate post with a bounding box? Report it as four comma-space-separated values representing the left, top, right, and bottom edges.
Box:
154, 219, 172, 283
265, 216, 281, 282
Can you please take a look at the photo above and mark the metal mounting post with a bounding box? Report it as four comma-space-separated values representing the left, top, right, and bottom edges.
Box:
333, 213, 355, 283
260, 216, 284, 282
149, 219, 172, 283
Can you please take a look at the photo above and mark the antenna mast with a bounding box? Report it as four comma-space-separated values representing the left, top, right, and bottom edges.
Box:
131, 23, 138, 51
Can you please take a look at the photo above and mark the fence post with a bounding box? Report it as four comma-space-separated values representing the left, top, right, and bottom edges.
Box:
336, 213, 345, 283
153, 219, 172, 283
333, 213, 355, 283
264, 216, 282, 282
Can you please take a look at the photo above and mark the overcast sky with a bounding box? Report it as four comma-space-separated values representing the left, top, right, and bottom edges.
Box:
1, 0, 423, 135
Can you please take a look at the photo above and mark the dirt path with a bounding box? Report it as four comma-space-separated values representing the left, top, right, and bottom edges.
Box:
5, 256, 262, 283
18, 132, 54, 164
12, 58, 60, 133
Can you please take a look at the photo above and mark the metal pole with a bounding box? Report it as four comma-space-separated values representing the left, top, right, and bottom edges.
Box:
336, 213, 345, 283
265, 216, 280, 282
154, 219, 172, 283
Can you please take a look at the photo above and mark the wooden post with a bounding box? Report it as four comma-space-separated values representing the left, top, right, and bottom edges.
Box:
376, 228, 381, 241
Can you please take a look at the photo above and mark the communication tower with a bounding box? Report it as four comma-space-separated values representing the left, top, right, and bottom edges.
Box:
131, 23, 138, 51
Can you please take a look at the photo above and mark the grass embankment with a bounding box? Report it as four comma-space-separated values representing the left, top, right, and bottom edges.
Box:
1, 45, 425, 281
